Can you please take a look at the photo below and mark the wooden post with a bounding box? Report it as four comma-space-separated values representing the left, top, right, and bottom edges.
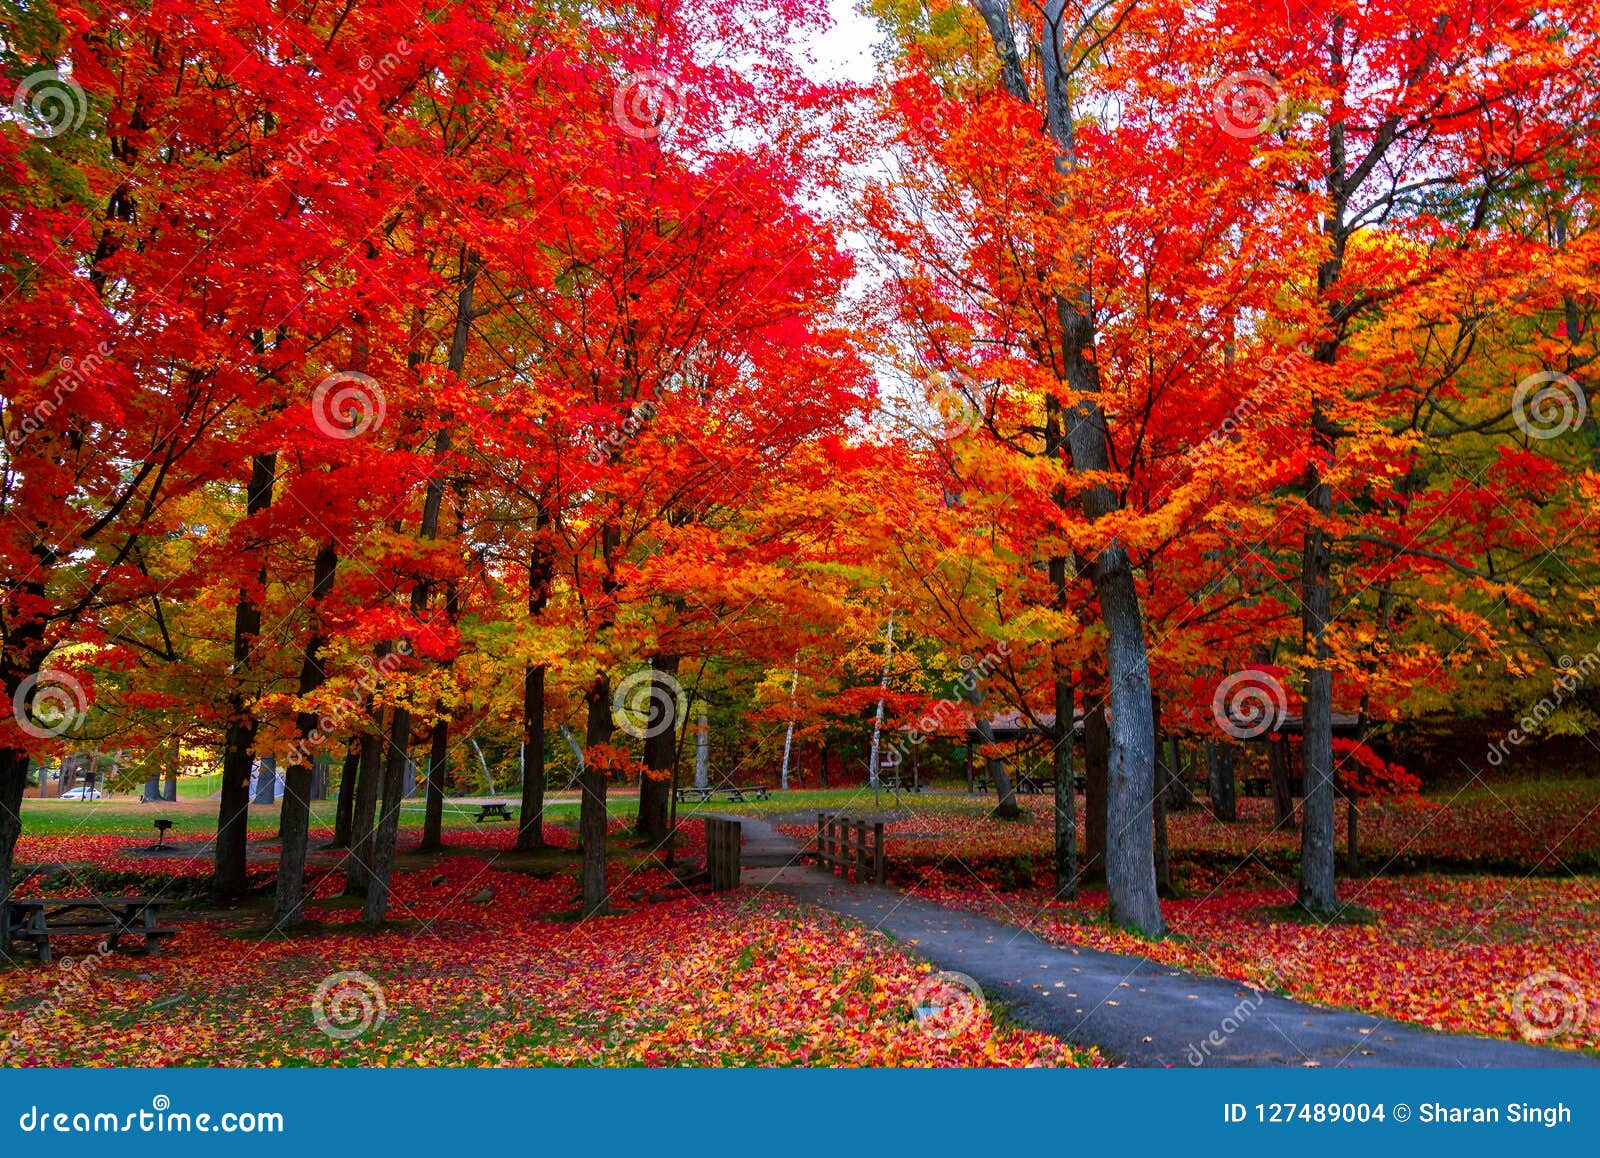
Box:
873, 822, 885, 884
704, 817, 742, 891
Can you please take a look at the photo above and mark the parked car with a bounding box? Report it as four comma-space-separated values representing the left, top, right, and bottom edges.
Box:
59, 786, 104, 800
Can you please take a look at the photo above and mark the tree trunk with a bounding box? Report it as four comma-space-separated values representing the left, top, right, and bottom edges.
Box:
1297, 44, 1353, 913
515, 664, 548, 852
142, 775, 161, 803
0, 750, 29, 914
1297, 470, 1338, 911
362, 249, 477, 918
1052, 669, 1077, 899
362, 708, 411, 923
214, 450, 276, 901
162, 736, 179, 802
580, 674, 613, 917
962, 682, 1019, 818
637, 655, 679, 842
418, 719, 449, 852
1153, 733, 1174, 898
693, 708, 710, 789
1345, 793, 1359, 868
273, 540, 338, 925
1047, 391, 1078, 897
1207, 741, 1237, 822
1166, 736, 1193, 810
253, 753, 276, 806
1083, 698, 1109, 882
515, 509, 553, 852
818, 742, 830, 788
974, 0, 1163, 936
344, 709, 386, 896
1267, 735, 1297, 831
331, 745, 359, 848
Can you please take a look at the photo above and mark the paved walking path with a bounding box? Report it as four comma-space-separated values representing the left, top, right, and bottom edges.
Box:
722, 815, 1595, 1068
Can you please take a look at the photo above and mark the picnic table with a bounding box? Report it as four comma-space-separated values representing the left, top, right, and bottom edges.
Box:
473, 802, 515, 822
879, 775, 923, 793
673, 785, 771, 804
973, 774, 1087, 794
2, 896, 179, 964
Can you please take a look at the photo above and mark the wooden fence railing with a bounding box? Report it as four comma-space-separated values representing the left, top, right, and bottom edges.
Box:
705, 817, 742, 892
814, 813, 885, 884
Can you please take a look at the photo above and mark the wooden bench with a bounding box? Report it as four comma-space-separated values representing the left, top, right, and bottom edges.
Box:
879, 775, 923, 793
3, 897, 179, 964
673, 785, 771, 804
473, 802, 515, 822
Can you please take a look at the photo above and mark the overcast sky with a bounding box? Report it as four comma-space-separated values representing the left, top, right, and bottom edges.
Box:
805, 0, 883, 84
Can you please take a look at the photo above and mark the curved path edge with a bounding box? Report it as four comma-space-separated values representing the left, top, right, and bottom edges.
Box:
718, 814, 1596, 1068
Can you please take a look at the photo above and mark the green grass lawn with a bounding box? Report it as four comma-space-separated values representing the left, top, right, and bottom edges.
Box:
21, 782, 971, 838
